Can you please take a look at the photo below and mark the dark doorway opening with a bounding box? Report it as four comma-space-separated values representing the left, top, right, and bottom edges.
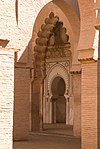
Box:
51, 76, 66, 123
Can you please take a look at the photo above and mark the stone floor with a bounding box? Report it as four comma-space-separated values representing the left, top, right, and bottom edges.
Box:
14, 124, 81, 149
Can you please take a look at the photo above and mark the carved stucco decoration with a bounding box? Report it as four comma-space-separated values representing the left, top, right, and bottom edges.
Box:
34, 12, 71, 79
46, 61, 70, 74
46, 47, 71, 59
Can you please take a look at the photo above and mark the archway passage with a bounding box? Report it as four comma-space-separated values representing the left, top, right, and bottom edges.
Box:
32, 12, 71, 132
51, 76, 66, 123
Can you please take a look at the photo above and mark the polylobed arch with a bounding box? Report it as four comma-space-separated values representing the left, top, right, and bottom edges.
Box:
32, 0, 98, 61
33, 11, 71, 79
32, 0, 80, 66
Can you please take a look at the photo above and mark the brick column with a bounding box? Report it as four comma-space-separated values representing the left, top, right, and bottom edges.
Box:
79, 49, 98, 149
95, 6, 100, 147
72, 73, 81, 137
0, 48, 15, 149
98, 34, 100, 149
31, 79, 40, 131
31, 78, 43, 131
14, 64, 30, 140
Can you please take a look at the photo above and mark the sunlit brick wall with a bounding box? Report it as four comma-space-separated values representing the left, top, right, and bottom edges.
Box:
0, 48, 14, 149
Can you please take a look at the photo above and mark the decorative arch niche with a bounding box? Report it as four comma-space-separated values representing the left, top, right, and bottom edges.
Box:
32, 12, 72, 129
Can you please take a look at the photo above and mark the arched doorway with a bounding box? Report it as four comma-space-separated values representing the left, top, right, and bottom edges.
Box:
32, 11, 72, 131
51, 76, 66, 123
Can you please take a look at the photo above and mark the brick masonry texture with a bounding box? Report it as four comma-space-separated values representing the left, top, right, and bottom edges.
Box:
81, 61, 97, 149
14, 68, 30, 140
0, 0, 51, 59
73, 74, 81, 137
0, 49, 14, 149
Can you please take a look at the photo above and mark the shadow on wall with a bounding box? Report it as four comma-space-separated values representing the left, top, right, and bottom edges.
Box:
15, 38, 33, 66
14, 37, 33, 140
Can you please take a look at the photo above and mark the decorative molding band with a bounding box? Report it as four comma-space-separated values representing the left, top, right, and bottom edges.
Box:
78, 48, 96, 62
70, 70, 81, 74
15, 66, 33, 69
15, 61, 33, 69
70, 64, 81, 74
78, 57, 95, 62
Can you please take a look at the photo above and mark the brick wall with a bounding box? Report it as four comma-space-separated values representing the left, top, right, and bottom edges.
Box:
81, 60, 97, 149
97, 30, 100, 149
98, 57, 100, 149
73, 73, 81, 137
0, 48, 14, 149
14, 67, 30, 140
31, 79, 41, 131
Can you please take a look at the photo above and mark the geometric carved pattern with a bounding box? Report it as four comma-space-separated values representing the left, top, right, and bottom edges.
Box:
46, 61, 70, 74
45, 63, 69, 99
46, 47, 71, 59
